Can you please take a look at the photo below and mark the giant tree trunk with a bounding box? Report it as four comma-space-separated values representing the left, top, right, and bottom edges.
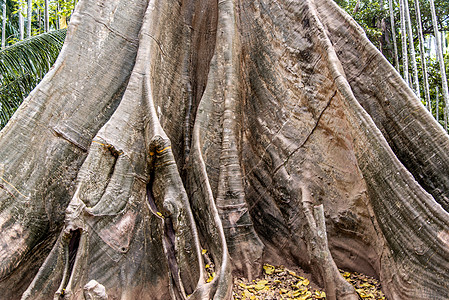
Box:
1, 0, 449, 299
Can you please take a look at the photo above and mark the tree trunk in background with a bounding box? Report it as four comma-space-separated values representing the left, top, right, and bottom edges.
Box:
389, 0, 400, 70
443, 31, 446, 54
26, 0, 32, 38
430, 0, 449, 121
37, 7, 40, 34
444, 100, 447, 131
415, 0, 431, 110
18, 4, 24, 40
44, 0, 48, 32
404, 0, 420, 96
399, 0, 409, 85
56, 2, 59, 30
1, 0, 449, 299
1, 1, 6, 49
353, 0, 361, 14
436, 86, 440, 122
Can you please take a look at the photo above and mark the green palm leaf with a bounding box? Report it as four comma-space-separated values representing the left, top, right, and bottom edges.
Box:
0, 28, 66, 128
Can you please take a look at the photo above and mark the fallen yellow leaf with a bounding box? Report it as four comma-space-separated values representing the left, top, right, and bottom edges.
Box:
298, 291, 312, 300
242, 290, 252, 299
206, 272, 216, 283
314, 290, 326, 299
263, 264, 275, 275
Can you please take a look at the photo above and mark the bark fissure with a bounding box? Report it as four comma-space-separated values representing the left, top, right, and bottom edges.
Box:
272, 89, 337, 176
52, 128, 89, 152
55, 229, 82, 299
79, 12, 139, 46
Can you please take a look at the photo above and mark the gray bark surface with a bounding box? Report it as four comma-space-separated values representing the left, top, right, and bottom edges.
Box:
1, 0, 449, 299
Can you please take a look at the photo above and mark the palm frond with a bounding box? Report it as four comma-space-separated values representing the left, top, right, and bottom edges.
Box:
0, 28, 66, 128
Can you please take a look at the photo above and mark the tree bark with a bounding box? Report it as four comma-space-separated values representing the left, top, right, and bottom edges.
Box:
1, 0, 449, 299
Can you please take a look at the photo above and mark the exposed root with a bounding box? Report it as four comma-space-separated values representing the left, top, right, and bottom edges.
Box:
300, 184, 358, 300
55, 229, 83, 299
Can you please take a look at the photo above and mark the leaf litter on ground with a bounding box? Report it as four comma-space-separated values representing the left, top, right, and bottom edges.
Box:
232, 264, 387, 300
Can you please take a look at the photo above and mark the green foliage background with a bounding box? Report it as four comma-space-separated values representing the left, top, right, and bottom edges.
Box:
0, 1, 71, 128
335, 0, 449, 128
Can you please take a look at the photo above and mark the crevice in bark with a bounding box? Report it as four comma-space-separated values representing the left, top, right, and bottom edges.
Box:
52, 128, 89, 152
67, 229, 81, 283
272, 90, 337, 176
163, 216, 187, 299
146, 179, 158, 214
178, 0, 218, 173
146, 166, 189, 298
183, 81, 194, 163
55, 229, 82, 299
